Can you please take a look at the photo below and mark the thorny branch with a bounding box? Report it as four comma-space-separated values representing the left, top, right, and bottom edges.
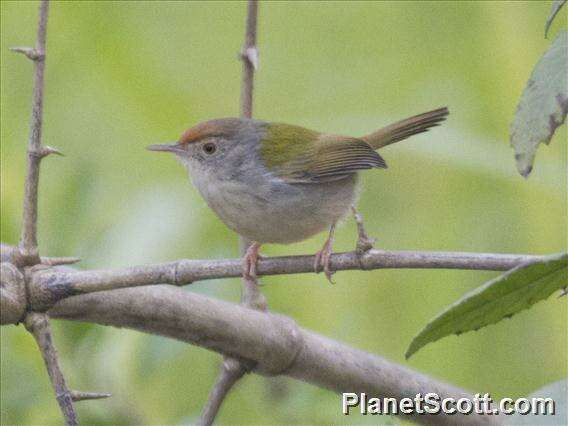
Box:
200, 2, 261, 424
24, 313, 78, 426
7, 1, 112, 423
9, 1, 82, 424
15, 0, 50, 266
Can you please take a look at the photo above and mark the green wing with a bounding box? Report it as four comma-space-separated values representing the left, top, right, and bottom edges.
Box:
261, 123, 386, 183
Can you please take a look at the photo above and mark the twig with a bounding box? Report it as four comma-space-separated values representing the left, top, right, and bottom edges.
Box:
240, 0, 258, 120
15, 0, 51, 266
49, 285, 501, 426
24, 312, 78, 426
26, 249, 551, 309
199, 358, 246, 425
200, 2, 261, 424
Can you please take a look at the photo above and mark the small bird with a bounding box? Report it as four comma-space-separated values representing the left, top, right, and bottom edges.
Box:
148, 107, 449, 281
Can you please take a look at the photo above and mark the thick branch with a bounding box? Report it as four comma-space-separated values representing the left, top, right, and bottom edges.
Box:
17, 0, 50, 265
0, 262, 26, 325
24, 312, 78, 426
49, 286, 500, 425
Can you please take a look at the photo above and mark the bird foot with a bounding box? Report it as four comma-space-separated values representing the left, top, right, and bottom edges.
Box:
242, 242, 262, 279
314, 237, 335, 284
351, 206, 376, 254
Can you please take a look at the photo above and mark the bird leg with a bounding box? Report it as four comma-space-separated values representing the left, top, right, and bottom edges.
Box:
314, 224, 336, 284
243, 241, 262, 279
351, 206, 375, 254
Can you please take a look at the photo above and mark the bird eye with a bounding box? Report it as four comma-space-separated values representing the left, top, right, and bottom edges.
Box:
202, 142, 217, 155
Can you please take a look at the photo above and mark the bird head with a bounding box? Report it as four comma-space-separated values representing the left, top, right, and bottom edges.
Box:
147, 118, 267, 180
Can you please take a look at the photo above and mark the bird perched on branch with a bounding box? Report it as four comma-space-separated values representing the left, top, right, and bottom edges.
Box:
148, 107, 449, 282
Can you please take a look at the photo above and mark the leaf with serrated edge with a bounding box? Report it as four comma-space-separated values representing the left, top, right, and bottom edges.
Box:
406, 253, 568, 359
510, 29, 568, 178
545, 0, 567, 39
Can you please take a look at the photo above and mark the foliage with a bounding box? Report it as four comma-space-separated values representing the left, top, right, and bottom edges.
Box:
545, 0, 566, 38
410, 1, 567, 361
510, 29, 567, 177
407, 253, 567, 359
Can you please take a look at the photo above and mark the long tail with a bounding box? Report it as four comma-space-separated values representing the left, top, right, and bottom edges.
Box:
361, 107, 449, 150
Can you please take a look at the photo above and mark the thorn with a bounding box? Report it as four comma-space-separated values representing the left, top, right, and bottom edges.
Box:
28, 146, 64, 159
41, 146, 64, 158
9, 46, 44, 61
242, 47, 259, 70
70, 390, 111, 402
42, 256, 81, 266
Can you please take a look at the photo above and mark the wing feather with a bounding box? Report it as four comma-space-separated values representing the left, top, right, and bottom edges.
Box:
264, 128, 387, 183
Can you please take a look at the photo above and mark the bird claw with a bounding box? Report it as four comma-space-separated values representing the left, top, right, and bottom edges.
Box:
351, 206, 375, 254
242, 242, 261, 279
356, 233, 376, 254
314, 239, 335, 284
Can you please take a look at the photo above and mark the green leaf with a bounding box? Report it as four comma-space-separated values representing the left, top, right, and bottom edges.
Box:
545, 0, 567, 39
406, 253, 568, 359
510, 29, 568, 178
504, 379, 567, 425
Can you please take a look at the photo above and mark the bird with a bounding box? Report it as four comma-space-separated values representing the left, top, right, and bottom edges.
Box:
147, 107, 449, 282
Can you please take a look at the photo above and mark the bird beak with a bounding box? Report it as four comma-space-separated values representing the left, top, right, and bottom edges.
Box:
146, 142, 185, 154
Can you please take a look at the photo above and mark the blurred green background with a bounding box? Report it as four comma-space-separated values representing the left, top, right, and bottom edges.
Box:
1, 1, 566, 425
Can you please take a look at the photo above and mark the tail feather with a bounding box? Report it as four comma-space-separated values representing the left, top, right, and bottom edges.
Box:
361, 107, 449, 150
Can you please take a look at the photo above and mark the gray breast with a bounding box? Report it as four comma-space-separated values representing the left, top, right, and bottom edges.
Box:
193, 168, 358, 244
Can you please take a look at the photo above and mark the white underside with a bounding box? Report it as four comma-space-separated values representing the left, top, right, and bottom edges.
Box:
189, 170, 359, 244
